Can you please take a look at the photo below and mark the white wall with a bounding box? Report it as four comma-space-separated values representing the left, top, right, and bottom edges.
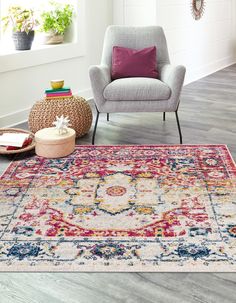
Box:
233, 0, 236, 54
156, 0, 236, 83
0, 0, 112, 127
113, 0, 157, 26
113, 0, 236, 84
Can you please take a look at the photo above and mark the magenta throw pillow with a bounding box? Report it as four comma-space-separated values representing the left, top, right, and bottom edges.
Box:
111, 46, 158, 80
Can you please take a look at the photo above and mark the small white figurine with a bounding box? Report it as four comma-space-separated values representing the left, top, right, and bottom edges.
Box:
52, 115, 70, 135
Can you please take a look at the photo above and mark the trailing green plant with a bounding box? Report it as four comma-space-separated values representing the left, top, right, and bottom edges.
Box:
1, 6, 38, 33
40, 2, 74, 36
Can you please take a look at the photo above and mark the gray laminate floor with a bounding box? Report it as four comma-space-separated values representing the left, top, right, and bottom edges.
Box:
0, 65, 236, 303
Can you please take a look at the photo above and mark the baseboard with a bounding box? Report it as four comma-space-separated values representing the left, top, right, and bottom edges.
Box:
184, 56, 236, 85
0, 89, 93, 128
0, 108, 31, 129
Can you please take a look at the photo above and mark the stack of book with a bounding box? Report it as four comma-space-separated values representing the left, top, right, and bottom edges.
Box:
45, 87, 73, 100
0, 132, 32, 150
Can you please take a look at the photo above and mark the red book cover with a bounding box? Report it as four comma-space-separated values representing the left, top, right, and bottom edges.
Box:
6, 137, 33, 150
46, 92, 72, 98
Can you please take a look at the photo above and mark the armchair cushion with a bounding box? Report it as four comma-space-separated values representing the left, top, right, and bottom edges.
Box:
111, 46, 158, 80
103, 77, 171, 101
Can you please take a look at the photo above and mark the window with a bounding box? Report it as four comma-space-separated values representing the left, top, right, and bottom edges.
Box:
0, 0, 78, 49
0, 0, 85, 72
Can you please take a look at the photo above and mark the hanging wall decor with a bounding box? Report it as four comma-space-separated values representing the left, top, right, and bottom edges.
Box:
191, 0, 205, 20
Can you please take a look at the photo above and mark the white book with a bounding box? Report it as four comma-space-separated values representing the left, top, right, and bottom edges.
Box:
0, 133, 29, 147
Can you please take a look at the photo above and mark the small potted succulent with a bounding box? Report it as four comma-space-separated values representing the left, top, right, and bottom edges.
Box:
40, 2, 74, 44
1, 6, 38, 50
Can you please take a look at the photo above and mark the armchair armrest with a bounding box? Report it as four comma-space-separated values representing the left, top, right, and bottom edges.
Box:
89, 65, 111, 110
160, 64, 186, 110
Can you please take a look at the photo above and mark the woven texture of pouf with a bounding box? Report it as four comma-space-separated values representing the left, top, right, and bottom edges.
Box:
28, 96, 93, 138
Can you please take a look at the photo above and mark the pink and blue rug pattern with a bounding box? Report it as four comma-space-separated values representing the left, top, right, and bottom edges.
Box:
0, 145, 236, 271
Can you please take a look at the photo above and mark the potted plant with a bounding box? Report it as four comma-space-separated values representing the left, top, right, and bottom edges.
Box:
40, 2, 74, 44
1, 6, 38, 50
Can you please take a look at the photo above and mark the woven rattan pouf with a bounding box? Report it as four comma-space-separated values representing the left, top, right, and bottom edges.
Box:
29, 96, 93, 138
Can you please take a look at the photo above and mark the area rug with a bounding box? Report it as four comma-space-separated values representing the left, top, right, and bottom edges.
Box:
0, 145, 236, 272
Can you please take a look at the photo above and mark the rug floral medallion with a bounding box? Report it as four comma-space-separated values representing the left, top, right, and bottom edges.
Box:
0, 145, 236, 272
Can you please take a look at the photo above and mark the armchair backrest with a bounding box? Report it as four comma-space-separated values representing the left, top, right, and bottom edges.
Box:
101, 26, 170, 70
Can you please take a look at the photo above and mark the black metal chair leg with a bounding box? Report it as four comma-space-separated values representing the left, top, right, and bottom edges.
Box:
163, 112, 166, 121
92, 110, 100, 145
107, 113, 109, 122
175, 111, 183, 144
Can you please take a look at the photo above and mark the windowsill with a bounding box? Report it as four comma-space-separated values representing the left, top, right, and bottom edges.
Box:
0, 41, 85, 73
0, 40, 76, 55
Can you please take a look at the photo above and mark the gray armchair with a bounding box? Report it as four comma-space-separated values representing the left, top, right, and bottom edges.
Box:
89, 26, 186, 145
